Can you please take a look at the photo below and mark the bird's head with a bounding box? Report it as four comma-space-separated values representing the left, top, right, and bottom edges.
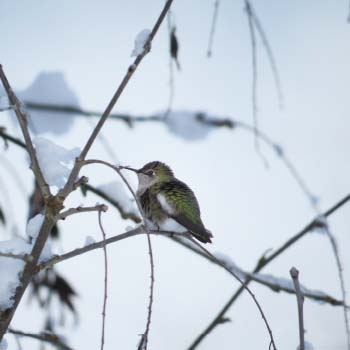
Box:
120, 161, 174, 193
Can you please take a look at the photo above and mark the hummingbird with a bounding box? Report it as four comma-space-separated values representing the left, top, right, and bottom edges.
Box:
121, 161, 212, 243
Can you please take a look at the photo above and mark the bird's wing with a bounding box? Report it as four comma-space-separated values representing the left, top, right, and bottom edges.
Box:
157, 180, 212, 243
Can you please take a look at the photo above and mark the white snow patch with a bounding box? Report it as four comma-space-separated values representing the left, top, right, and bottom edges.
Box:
84, 236, 96, 247
157, 193, 175, 215
0, 337, 8, 350
252, 272, 329, 304
213, 252, 247, 281
163, 111, 213, 141
297, 341, 314, 350
34, 137, 80, 190
0, 214, 54, 310
19, 72, 80, 134
26, 213, 44, 240
97, 181, 138, 217
131, 29, 151, 57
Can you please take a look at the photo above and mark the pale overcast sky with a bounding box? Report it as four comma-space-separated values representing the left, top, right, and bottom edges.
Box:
1, 1, 350, 349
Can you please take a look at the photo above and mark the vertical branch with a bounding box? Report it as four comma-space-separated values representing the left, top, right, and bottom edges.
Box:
290, 267, 305, 350
207, 0, 220, 58
98, 211, 108, 350
325, 227, 350, 350
249, 4, 284, 108
244, 1, 268, 167
163, 10, 175, 120
82, 159, 155, 350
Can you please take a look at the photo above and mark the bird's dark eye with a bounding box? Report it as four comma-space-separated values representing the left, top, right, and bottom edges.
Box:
146, 170, 155, 176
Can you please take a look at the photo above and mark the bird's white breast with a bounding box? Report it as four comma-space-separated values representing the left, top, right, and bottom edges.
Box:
157, 193, 175, 215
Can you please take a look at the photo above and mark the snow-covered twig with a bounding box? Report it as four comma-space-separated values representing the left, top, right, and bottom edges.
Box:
58, 204, 108, 220
0, 66, 50, 199
98, 211, 108, 350
290, 267, 305, 350
187, 193, 350, 349
171, 236, 344, 306
8, 328, 73, 350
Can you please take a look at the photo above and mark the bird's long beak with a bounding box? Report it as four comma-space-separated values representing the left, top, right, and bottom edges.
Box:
119, 165, 140, 173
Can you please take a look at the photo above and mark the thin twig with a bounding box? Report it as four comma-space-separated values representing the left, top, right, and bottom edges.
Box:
0, 252, 29, 261
8, 328, 73, 350
207, 0, 220, 58
58, 204, 108, 220
244, 1, 268, 167
186, 235, 277, 350
187, 193, 350, 349
98, 211, 108, 350
325, 226, 350, 350
249, 3, 284, 108
163, 10, 175, 120
82, 159, 155, 350
290, 267, 305, 350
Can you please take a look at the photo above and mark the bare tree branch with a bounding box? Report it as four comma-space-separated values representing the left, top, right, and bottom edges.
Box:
0, 67, 60, 340
290, 267, 305, 350
249, 2, 284, 108
244, 1, 268, 166
324, 225, 350, 350
0, 252, 29, 262
58, 204, 108, 220
8, 328, 74, 350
